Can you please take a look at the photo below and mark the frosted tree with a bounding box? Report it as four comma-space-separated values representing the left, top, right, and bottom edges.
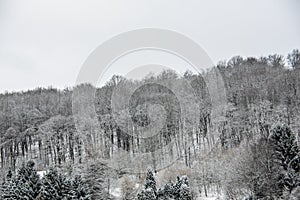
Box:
137, 188, 157, 200
70, 175, 91, 200
287, 49, 300, 69
0, 169, 19, 199
144, 169, 157, 195
178, 176, 192, 200
141, 174, 193, 200
40, 168, 72, 199
270, 124, 300, 193
0, 161, 41, 199
172, 176, 193, 200
84, 161, 113, 200
16, 161, 41, 199
157, 183, 174, 199
137, 169, 157, 200
179, 184, 192, 200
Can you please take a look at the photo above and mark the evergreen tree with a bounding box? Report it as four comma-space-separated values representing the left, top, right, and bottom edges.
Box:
0, 161, 41, 200
144, 169, 157, 194
0, 178, 20, 199
0, 169, 19, 199
137, 188, 156, 200
40, 168, 72, 200
137, 169, 157, 200
270, 124, 300, 193
84, 162, 112, 200
157, 182, 174, 200
6, 168, 13, 179
71, 175, 91, 200
270, 124, 299, 170
16, 161, 41, 199
172, 176, 193, 200
179, 176, 192, 200
173, 176, 182, 199
137, 172, 193, 200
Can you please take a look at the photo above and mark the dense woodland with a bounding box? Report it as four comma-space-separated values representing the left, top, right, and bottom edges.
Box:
0, 49, 300, 199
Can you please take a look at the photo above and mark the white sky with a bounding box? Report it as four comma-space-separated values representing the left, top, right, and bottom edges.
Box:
0, 0, 299, 93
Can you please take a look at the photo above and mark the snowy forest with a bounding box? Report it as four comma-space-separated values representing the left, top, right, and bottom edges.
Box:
0, 49, 300, 199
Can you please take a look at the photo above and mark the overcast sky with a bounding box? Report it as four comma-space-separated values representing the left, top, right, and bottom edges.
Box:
0, 0, 299, 93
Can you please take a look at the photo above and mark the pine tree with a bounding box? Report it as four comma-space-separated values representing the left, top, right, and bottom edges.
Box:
84, 162, 112, 200
40, 168, 72, 200
0, 169, 18, 199
179, 176, 192, 200
270, 124, 300, 193
144, 169, 157, 194
137, 172, 193, 200
6, 168, 13, 179
0, 161, 42, 199
71, 175, 91, 200
137, 169, 157, 200
270, 124, 299, 170
172, 176, 193, 200
40, 168, 59, 199
173, 176, 182, 199
137, 188, 156, 200
157, 182, 174, 200
16, 161, 41, 199
1, 178, 20, 199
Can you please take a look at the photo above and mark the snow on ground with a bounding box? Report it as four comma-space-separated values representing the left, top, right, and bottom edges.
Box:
110, 187, 122, 199
37, 170, 46, 178
195, 190, 226, 200
109, 175, 140, 199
